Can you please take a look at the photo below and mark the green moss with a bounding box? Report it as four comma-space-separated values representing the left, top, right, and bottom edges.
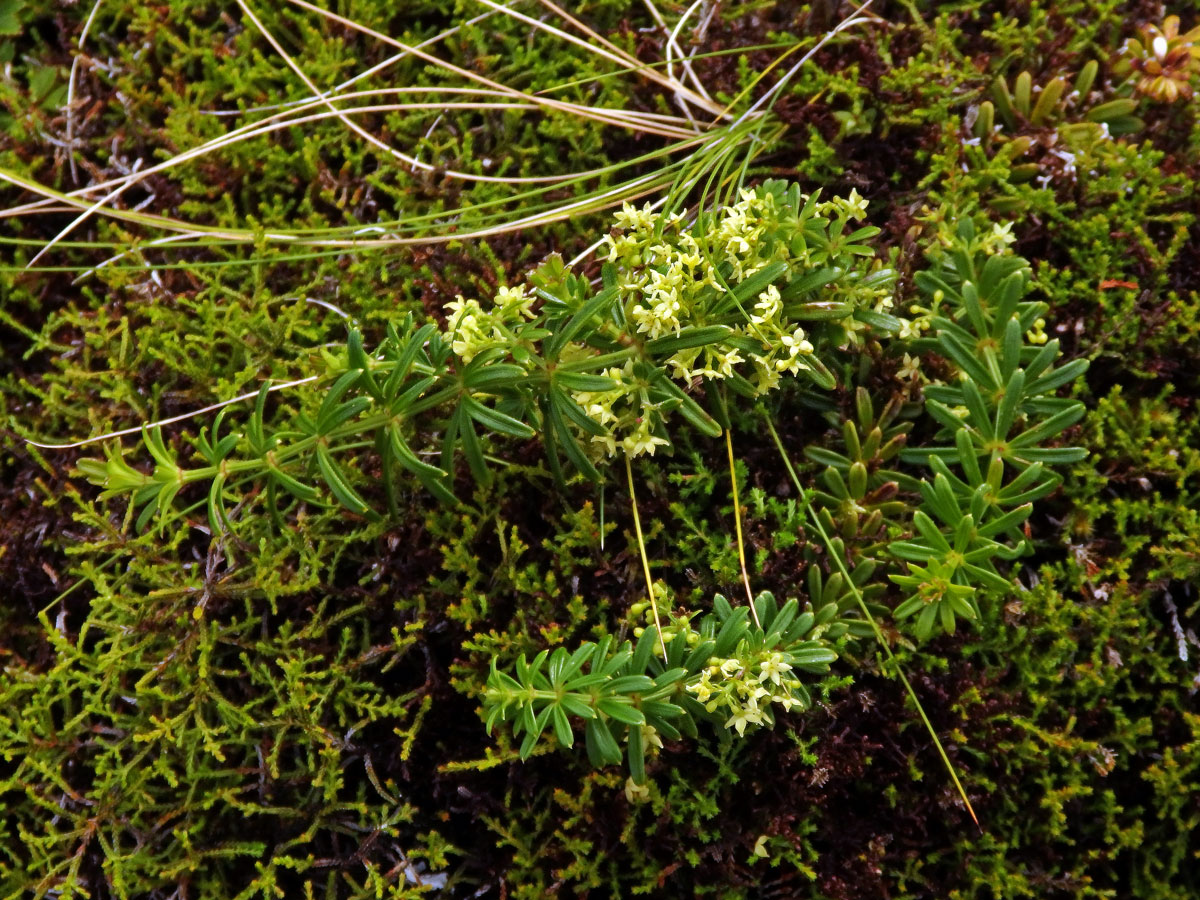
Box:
3, 1, 1200, 897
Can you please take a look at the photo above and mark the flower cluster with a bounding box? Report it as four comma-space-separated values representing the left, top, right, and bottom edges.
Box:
744, 284, 815, 393
429, 183, 892, 463
369, 183, 899, 467
445, 285, 537, 363
599, 191, 785, 343
575, 185, 896, 457
684, 646, 811, 736
568, 361, 673, 457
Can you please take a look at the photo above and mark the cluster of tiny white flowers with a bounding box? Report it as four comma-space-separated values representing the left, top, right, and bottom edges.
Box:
895, 352, 923, 381
684, 648, 808, 737
445, 296, 489, 362
666, 344, 745, 382
899, 290, 940, 341
897, 315, 926, 340
599, 191, 790, 347
630, 265, 687, 339
566, 362, 669, 458
435, 186, 897, 461
712, 189, 777, 279
831, 187, 870, 221
574, 187, 901, 456
570, 366, 626, 431
588, 198, 775, 457
446, 284, 536, 363
745, 284, 818, 391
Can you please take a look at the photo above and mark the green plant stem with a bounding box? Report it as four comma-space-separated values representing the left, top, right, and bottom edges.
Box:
724, 429, 760, 626
624, 453, 669, 664
557, 348, 637, 372
157, 372, 461, 486
763, 412, 980, 828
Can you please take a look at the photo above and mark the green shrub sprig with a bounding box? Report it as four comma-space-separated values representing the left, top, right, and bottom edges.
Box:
77, 180, 897, 527
483, 591, 840, 788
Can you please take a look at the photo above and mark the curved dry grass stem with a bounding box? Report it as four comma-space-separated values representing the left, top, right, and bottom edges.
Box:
194, 5, 509, 118
65, 0, 106, 185
25, 376, 319, 450
528, 0, 725, 118
14, 0, 728, 267
284, 0, 701, 136
1, 85, 693, 230
664, 0, 717, 105
6, 1, 880, 277
10, 11, 517, 220
736, 0, 879, 123
641, 0, 697, 128
1, 157, 682, 249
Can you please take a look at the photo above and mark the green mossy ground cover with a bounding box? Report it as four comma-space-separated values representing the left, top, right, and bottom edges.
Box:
1, 1, 1198, 897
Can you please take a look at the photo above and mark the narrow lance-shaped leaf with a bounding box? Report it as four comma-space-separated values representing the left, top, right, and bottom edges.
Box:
316, 445, 379, 520
994, 368, 1026, 439
626, 720, 646, 784
548, 386, 607, 437
547, 395, 602, 481
937, 331, 997, 389
586, 717, 622, 767
645, 325, 732, 356
346, 330, 383, 401
1008, 403, 1086, 448
462, 395, 535, 439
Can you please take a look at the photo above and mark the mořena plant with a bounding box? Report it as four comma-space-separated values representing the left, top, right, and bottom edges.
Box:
64, 181, 1087, 815
17, 0, 1087, 830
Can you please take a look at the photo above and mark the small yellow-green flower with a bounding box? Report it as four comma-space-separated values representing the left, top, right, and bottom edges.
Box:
758, 652, 793, 686
725, 706, 764, 737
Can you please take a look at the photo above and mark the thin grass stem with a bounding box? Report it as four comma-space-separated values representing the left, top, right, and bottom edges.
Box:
763, 412, 980, 828
24, 376, 319, 450
625, 454, 669, 664
724, 429, 760, 624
